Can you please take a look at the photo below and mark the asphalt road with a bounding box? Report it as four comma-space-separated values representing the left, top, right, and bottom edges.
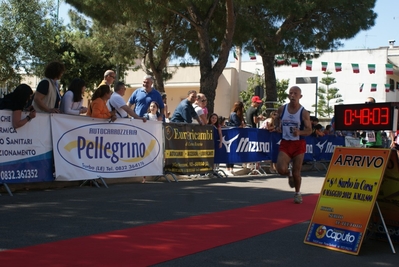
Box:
0, 171, 397, 266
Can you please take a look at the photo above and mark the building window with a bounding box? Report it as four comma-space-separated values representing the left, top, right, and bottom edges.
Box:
390, 79, 395, 91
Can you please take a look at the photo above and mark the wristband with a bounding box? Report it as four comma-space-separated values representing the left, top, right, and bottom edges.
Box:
26, 115, 31, 121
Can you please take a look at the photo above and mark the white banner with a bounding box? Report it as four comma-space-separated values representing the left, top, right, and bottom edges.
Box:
345, 136, 362, 148
0, 110, 53, 183
51, 114, 163, 181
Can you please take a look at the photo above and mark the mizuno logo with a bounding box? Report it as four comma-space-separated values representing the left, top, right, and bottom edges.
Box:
221, 134, 239, 153
316, 140, 328, 151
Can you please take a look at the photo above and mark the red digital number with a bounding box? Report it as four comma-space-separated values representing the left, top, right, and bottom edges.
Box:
360, 108, 370, 125
380, 107, 389, 125
344, 109, 352, 125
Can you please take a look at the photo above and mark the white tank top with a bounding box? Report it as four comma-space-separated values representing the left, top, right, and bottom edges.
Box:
281, 104, 304, 141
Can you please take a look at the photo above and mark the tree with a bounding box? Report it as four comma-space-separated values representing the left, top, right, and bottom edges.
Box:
240, 72, 289, 116
312, 71, 343, 118
235, 0, 377, 112
59, 12, 121, 92
159, 0, 237, 114
65, 0, 190, 92
66, 0, 237, 113
0, 0, 61, 90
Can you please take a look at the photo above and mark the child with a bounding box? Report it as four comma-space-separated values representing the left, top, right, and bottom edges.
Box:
142, 101, 160, 183
143, 101, 160, 122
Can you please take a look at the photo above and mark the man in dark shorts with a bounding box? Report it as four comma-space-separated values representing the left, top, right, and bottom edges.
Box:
275, 86, 312, 204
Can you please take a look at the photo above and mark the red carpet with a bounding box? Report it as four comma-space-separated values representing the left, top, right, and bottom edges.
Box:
0, 194, 318, 267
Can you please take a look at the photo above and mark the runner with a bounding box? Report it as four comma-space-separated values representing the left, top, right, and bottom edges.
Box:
275, 86, 312, 204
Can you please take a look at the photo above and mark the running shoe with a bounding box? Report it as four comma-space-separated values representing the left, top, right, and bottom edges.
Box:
294, 193, 303, 204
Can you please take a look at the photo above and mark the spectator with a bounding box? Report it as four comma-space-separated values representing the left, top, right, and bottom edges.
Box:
208, 113, 223, 149
87, 85, 116, 121
60, 78, 88, 115
99, 70, 116, 87
143, 101, 161, 121
330, 116, 336, 135
260, 111, 278, 173
260, 111, 277, 131
170, 90, 202, 124
313, 124, 325, 137
202, 98, 209, 120
161, 93, 170, 122
225, 101, 246, 175
227, 101, 245, 128
107, 81, 145, 121
128, 75, 164, 121
32, 61, 65, 113
193, 93, 208, 125
310, 116, 319, 135
0, 84, 36, 129
323, 125, 332, 135
245, 96, 264, 128
208, 113, 223, 172
218, 116, 226, 127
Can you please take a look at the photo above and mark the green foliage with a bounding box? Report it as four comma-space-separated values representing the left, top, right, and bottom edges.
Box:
240, 72, 289, 115
59, 14, 121, 92
311, 71, 343, 118
66, 0, 191, 92
234, 0, 376, 114
0, 0, 61, 90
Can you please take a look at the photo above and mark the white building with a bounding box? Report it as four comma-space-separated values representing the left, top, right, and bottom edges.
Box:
239, 46, 399, 116
21, 46, 399, 120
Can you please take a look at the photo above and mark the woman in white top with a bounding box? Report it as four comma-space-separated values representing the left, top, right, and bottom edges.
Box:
60, 78, 88, 115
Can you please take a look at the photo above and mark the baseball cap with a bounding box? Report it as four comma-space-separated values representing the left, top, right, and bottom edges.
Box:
251, 96, 263, 103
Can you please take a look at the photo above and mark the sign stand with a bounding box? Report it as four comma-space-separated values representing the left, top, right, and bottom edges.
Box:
79, 177, 108, 188
0, 183, 13, 196
304, 147, 392, 255
155, 172, 178, 182
164, 172, 178, 182
97, 177, 109, 188
375, 201, 396, 254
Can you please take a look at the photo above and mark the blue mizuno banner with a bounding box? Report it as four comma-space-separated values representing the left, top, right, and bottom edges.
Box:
214, 128, 344, 164
214, 127, 272, 164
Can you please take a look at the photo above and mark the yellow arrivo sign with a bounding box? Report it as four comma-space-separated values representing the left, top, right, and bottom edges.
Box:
304, 147, 390, 255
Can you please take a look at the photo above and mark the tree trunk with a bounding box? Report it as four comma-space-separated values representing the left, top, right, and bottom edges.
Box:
261, 53, 278, 112
152, 71, 165, 92
195, 0, 236, 115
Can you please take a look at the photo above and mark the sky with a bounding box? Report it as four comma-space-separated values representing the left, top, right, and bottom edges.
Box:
340, 0, 399, 50
58, 0, 399, 54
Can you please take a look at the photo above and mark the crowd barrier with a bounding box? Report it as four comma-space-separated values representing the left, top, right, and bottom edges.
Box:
1, 110, 346, 190
215, 127, 345, 164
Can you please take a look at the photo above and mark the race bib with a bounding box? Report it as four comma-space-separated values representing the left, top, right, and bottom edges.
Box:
366, 131, 376, 142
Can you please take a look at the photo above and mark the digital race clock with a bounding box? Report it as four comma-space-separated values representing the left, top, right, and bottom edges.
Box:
334, 102, 398, 131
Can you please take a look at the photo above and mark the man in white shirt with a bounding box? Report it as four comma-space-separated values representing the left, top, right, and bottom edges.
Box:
107, 81, 146, 121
